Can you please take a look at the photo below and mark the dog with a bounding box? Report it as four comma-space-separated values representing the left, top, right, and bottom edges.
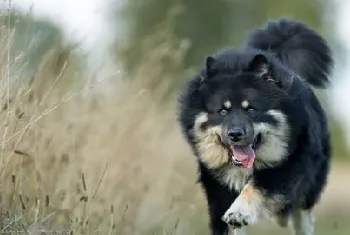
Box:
176, 18, 333, 235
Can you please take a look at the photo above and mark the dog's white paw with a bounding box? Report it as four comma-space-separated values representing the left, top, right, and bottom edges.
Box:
222, 198, 260, 227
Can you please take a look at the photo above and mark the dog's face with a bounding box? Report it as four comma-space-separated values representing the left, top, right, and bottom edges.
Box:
185, 54, 291, 169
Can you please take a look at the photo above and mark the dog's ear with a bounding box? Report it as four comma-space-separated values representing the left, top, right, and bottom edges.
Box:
205, 56, 216, 71
200, 56, 216, 82
249, 54, 274, 81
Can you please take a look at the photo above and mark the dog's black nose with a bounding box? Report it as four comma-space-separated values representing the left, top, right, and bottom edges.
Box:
228, 128, 245, 142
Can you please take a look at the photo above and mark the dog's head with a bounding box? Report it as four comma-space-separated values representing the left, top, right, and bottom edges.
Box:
179, 53, 293, 170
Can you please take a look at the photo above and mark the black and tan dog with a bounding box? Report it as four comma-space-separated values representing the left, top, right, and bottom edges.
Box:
176, 18, 333, 235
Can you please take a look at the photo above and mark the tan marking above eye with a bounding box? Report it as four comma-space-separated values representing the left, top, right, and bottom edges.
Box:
223, 100, 231, 109
241, 100, 249, 109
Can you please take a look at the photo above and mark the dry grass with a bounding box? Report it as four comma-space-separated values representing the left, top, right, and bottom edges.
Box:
0, 23, 205, 235
0, 14, 349, 235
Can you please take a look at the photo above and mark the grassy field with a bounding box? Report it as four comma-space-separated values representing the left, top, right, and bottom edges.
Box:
0, 25, 349, 235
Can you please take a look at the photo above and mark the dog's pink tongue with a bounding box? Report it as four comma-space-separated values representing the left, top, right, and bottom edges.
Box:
232, 146, 255, 168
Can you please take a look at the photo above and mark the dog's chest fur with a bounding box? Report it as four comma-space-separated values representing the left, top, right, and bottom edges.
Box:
216, 166, 251, 192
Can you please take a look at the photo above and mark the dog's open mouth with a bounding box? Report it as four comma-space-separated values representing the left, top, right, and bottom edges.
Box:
228, 133, 262, 168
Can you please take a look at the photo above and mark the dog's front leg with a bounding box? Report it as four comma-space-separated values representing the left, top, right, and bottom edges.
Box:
222, 182, 281, 228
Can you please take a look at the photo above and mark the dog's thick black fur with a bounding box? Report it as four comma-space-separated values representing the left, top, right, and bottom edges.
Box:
176, 18, 333, 235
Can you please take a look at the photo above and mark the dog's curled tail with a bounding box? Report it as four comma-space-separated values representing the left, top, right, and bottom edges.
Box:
246, 18, 333, 88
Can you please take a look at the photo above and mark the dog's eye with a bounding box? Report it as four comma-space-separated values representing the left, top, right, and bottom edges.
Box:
247, 107, 255, 113
218, 109, 228, 116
